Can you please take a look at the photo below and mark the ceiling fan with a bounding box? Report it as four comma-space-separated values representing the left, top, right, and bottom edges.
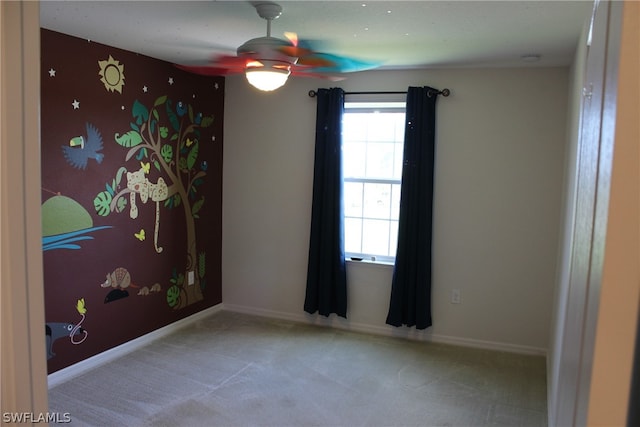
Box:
176, 1, 379, 91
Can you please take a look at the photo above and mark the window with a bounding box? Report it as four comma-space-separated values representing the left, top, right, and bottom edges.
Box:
342, 101, 406, 263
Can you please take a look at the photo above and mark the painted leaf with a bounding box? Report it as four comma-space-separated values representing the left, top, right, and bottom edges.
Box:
192, 197, 204, 216
154, 160, 161, 172
94, 191, 113, 216
187, 142, 199, 170
135, 147, 148, 161
115, 131, 143, 147
115, 166, 127, 186
166, 100, 180, 132
200, 115, 214, 128
166, 285, 180, 308
106, 182, 115, 196
152, 109, 160, 121
115, 196, 127, 213
150, 119, 156, 134
198, 252, 206, 278
188, 104, 194, 123
130, 122, 140, 132
170, 133, 178, 141
160, 144, 173, 163
125, 146, 143, 162
153, 95, 167, 107
159, 126, 169, 138
165, 193, 181, 209
178, 157, 187, 171
132, 99, 149, 123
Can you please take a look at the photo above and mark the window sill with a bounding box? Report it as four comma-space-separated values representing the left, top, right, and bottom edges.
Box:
346, 258, 394, 268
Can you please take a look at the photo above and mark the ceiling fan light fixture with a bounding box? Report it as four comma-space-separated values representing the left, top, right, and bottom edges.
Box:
245, 67, 290, 91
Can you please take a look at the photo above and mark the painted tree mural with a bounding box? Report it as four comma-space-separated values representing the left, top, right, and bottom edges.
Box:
94, 96, 213, 309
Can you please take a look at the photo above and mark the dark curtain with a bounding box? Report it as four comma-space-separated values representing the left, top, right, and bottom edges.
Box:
304, 88, 347, 318
386, 86, 440, 329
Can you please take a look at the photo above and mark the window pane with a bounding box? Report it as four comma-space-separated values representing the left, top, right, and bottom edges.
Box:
391, 184, 401, 220
389, 220, 398, 257
366, 113, 400, 142
343, 141, 366, 178
362, 219, 390, 255
365, 142, 395, 179
342, 114, 368, 141
394, 117, 405, 141
345, 217, 362, 253
394, 142, 404, 180
363, 183, 391, 220
344, 182, 363, 217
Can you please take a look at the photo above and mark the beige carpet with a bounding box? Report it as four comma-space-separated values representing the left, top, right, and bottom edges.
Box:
48, 311, 547, 426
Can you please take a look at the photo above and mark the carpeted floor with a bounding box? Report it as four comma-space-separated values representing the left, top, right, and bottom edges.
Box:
48, 311, 547, 426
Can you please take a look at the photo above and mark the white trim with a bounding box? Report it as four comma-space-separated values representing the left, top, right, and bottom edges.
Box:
47, 301, 546, 389
47, 304, 223, 388
222, 303, 547, 356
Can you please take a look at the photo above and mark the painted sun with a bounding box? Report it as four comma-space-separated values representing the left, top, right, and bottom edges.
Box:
98, 55, 125, 94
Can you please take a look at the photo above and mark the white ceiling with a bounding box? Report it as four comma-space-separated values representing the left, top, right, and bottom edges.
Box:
40, 0, 593, 70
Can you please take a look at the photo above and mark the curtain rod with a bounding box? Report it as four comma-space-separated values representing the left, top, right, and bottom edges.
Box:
307, 88, 450, 98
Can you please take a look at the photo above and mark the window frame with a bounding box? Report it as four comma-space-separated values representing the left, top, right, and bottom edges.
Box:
342, 100, 406, 264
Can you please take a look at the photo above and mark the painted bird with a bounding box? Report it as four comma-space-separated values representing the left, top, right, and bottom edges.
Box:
62, 122, 104, 169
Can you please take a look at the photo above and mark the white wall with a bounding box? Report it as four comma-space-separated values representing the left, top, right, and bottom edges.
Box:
223, 67, 568, 353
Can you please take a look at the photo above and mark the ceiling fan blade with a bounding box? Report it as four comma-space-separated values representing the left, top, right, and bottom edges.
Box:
297, 52, 380, 73
283, 35, 381, 73
175, 64, 244, 76
277, 45, 313, 58
284, 32, 298, 46
290, 69, 346, 81
175, 54, 250, 76
295, 55, 338, 69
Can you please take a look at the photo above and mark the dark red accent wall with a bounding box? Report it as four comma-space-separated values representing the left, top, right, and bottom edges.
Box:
41, 29, 224, 374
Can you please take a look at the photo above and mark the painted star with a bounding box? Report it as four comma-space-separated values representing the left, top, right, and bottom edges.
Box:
48, 68, 56, 77
214, 83, 219, 90
212, 135, 216, 142
168, 77, 174, 85
72, 99, 80, 109
143, 85, 148, 93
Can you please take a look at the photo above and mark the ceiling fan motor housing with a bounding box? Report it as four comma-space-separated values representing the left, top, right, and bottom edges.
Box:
237, 36, 298, 64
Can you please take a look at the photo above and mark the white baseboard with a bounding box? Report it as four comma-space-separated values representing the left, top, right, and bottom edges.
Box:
48, 301, 545, 388
47, 303, 223, 389
222, 303, 547, 356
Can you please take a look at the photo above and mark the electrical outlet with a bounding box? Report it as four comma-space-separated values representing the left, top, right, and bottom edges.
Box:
188, 271, 195, 286
451, 289, 461, 304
